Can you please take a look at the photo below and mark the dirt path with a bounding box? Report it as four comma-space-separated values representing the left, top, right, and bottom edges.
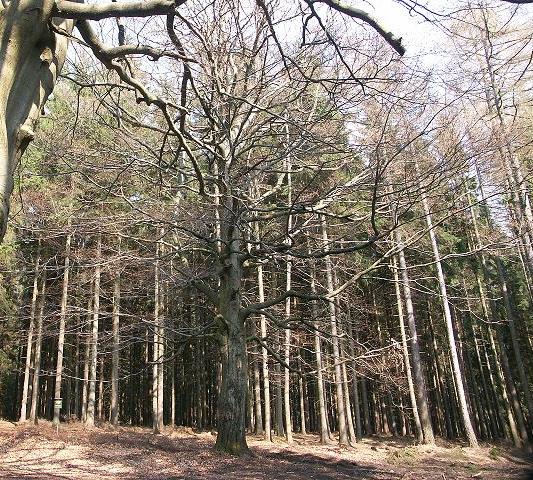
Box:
0, 421, 531, 479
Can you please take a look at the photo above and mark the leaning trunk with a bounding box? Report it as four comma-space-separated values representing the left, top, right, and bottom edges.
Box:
0, 3, 71, 240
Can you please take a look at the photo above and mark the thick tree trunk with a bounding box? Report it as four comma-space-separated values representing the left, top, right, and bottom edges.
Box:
0, 4, 71, 240
215, 204, 248, 455
53, 233, 71, 426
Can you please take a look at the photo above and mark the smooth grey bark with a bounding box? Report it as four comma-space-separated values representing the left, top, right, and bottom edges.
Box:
19, 240, 41, 422
86, 235, 101, 427
0, 3, 72, 240
53, 232, 71, 426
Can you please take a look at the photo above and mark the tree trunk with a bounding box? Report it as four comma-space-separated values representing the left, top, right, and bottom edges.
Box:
391, 255, 423, 443
394, 231, 435, 444
86, 234, 102, 427
29, 268, 46, 423
53, 232, 71, 426
110, 267, 121, 425
418, 178, 478, 447
0, 4, 72, 240
215, 205, 248, 455
310, 256, 330, 443
320, 215, 349, 446
19, 240, 41, 422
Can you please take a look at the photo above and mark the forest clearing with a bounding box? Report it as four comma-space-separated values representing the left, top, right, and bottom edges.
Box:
0, 420, 531, 479
1, 0, 533, 478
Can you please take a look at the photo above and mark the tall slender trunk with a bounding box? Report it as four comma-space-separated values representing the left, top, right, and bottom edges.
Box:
256, 253, 272, 441
298, 355, 307, 434
320, 215, 349, 446
495, 259, 533, 435
19, 240, 41, 422
283, 258, 293, 443
418, 174, 478, 447
310, 256, 330, 443
153, 234, 165, 433
345, 309, 363, 442
253, 340, 263, 435
283, 145, 293, 443
86, 234, 102, 427
394, 230, 435, 444
391, 255, 423, 443
53, 232, 72, 426
110, 266, 121, 426
29, 268, 46, 423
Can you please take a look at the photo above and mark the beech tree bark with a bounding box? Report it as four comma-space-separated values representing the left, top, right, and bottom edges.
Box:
214, 203, 248, 455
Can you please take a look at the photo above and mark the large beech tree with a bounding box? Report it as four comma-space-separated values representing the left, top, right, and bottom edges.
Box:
1, 0, 531, 456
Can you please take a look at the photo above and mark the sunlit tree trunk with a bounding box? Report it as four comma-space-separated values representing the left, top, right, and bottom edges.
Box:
110, 264, 121, 426
29, 268, 46, 423
19, 240, 41, 422
394, 229, 435, 444
86, 234, 102, 427
391, 255, 423, 443
53, 232, 72, 426
320, 215, 349, 446
418, 173, 478, 447
310, 255, 330, 443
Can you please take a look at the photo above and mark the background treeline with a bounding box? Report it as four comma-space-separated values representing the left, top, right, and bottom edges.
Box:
0, 1, 532, 453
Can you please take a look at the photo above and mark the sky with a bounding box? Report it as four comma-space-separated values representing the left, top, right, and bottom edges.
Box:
365, 0, 442, 55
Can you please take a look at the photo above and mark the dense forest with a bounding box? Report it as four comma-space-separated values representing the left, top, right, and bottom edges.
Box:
0, 0, 532, 478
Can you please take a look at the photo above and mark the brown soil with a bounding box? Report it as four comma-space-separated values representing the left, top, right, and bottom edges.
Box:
0, 420, 531, 479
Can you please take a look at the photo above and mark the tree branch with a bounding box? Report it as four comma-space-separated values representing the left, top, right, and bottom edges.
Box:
54, 0, 186, 20
314, 0, 405, 56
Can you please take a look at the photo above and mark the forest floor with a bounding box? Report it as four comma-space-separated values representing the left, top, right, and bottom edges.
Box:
0, 420, 531, 479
